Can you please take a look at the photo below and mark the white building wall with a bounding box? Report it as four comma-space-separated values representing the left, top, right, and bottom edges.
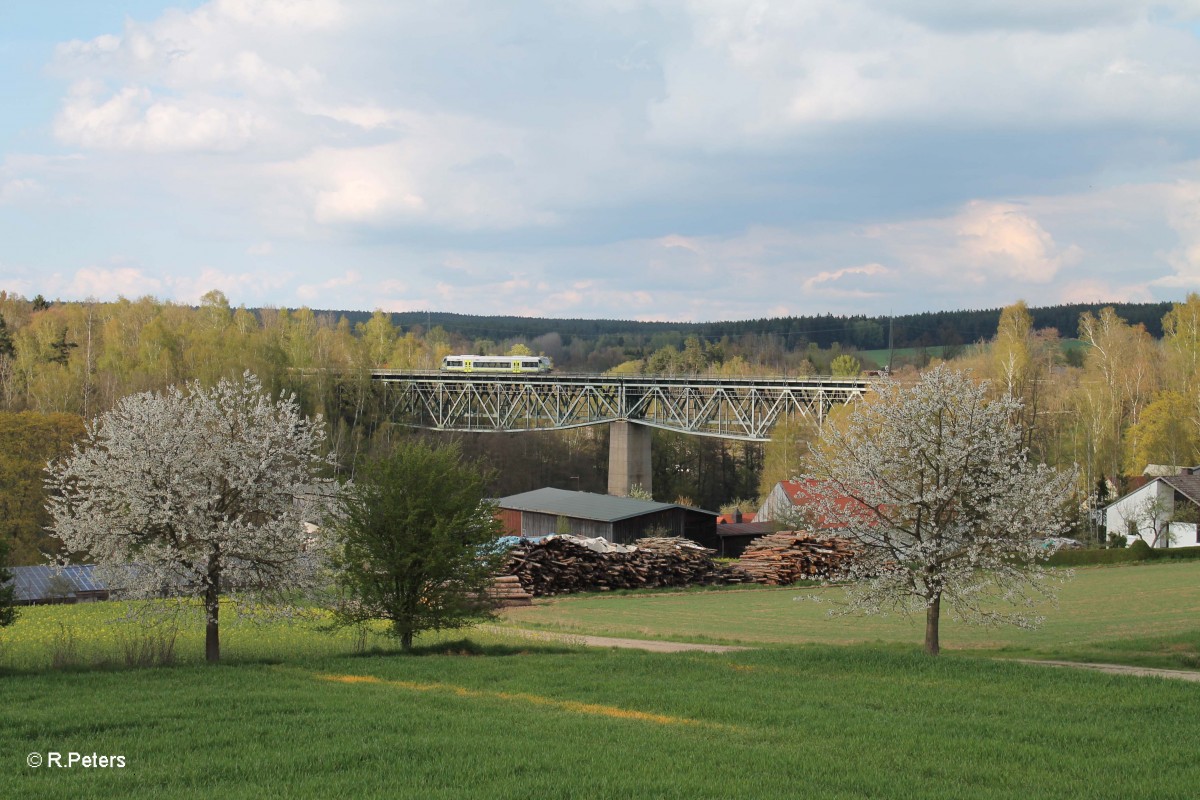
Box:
755, 483, 793, 523
1105, 481, 1178, 547
1170, 521, 1200, 547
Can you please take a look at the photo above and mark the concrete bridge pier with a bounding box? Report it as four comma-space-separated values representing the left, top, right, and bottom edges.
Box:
608, 420, 652, 497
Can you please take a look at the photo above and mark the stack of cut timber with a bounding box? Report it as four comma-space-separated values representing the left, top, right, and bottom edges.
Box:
632, 536, 727, 588
729, 531, 856, 585
486, 575, 534, 607
504, 535, 730, 597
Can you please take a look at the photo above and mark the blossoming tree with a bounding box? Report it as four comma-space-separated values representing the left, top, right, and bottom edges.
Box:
46, 372, 333, 663
804, 365, 1076, 655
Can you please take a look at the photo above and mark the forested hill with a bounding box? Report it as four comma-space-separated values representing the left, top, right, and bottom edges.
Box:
315, 302, 1173, 352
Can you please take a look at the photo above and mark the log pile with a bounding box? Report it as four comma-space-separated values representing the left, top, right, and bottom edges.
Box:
486, 575, 534, 607
504, 535, 730, 597
728, 531, 856, 585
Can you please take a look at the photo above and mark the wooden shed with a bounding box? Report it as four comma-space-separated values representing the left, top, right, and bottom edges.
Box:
495, 488, 719, 549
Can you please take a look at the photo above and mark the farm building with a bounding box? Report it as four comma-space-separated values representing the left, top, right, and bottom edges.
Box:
495, 488, 719, 548
756, 479, 871, 529
1104, 467, 1200, 547
5, 565, 110, 605
714, 518, 777, 558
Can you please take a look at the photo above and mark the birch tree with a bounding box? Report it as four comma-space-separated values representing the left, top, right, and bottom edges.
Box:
804, 365, 1076, 655
46, 372, 334, 663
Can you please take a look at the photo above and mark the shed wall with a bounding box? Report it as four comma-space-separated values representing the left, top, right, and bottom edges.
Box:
521, 512, 614, 540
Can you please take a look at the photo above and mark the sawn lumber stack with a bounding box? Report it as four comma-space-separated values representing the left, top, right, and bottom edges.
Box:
728, 531, 856, 585
486, 575, 534, 607
504, 535, 732, 597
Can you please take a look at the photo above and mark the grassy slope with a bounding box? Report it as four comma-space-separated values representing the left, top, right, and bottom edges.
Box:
502, 561, 1200, 668
3, 644, 1200, 800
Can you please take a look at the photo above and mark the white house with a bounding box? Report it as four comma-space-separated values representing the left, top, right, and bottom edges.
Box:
1103, 468, 1200, 547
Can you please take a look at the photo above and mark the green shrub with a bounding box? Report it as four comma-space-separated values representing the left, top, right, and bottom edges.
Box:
1047, 542, 1200, 566
1047, 547, 1146, 566
1151, 545, 1200, 560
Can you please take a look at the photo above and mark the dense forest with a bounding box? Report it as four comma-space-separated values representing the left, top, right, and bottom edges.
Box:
0, 289, 1194, 563
329, 301, 1173, 361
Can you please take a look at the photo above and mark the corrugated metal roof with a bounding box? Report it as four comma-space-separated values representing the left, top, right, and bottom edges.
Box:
6, 565, 108, 603
496, 487, 716, 523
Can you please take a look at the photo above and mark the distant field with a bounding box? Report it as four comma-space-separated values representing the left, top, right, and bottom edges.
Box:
856, 339, 1086, 367
502, 561, 1200, 669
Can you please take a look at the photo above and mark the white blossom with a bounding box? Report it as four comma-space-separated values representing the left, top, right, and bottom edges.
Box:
45, 372, 335, 661
803, 365, 1076, 654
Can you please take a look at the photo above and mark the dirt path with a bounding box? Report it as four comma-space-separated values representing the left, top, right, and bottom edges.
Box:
485, 626, 752, 653
490, 627, 1200, 678
1014, 659, 1200, 682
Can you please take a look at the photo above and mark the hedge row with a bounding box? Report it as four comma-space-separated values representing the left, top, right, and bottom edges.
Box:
1047, 543, 1200, 566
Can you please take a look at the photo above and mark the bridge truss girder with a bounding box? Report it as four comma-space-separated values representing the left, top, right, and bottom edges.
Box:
373, 373, 869, 441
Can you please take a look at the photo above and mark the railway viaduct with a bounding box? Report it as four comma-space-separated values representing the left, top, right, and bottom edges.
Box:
370, 371, 870, 497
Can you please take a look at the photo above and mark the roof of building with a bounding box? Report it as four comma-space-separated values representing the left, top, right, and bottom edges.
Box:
716, 511, 756, 524
715, 521, 776, 538
496, 487, 717, 523
1105, 467, 1200, 509
1160, 472, 1200, 505
768, 479, 873, 527
6, 565, 107, 603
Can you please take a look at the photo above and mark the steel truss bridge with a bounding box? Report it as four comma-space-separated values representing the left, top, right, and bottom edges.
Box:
370, 371, 870, 442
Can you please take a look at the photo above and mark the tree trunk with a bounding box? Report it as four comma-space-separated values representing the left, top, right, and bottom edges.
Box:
394, 617, 414, 652
205, 557, 221, 664
924, 592, 941, 656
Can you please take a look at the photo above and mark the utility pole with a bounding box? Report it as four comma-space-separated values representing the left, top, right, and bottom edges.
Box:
887, 314, 894, 374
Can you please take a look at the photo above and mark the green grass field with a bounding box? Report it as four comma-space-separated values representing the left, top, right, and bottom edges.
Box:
503, 561, 1200, 669
1, 561, 1199, 798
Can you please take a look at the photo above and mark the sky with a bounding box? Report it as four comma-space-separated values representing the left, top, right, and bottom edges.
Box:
3, 0, 1200, 322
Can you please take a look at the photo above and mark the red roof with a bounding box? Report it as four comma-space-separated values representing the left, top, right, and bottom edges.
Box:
716, 511, 756, 525
775, 479, 874, 529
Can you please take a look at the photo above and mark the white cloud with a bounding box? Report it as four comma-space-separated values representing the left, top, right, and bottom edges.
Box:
68, 266, 164, 298
296, 269, 361, 301
0, 178, 43, 205
649, 0, 1200, 148
867, 200, 1081, 285
803, 263, 891, 294
11, 0, 1200, 319
168, 267, 295, 304
55, 83, 262, 152
1058, 279, 1154, 304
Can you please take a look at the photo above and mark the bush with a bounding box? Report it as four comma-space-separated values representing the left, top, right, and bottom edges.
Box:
1047, 542, 1200, 566
1047, 547, 1146, 566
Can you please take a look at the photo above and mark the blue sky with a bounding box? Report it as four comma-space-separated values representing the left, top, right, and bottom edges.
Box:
3, 0, 1200, 321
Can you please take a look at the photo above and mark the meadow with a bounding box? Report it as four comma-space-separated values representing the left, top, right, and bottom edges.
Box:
0, 561, 1198, 798
506, 561, 1200, 669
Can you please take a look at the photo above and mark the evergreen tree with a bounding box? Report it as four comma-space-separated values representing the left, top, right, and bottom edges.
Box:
0, 536, 18, 628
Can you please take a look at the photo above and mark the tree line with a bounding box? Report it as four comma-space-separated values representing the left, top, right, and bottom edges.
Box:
1, 288, 1196, 562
